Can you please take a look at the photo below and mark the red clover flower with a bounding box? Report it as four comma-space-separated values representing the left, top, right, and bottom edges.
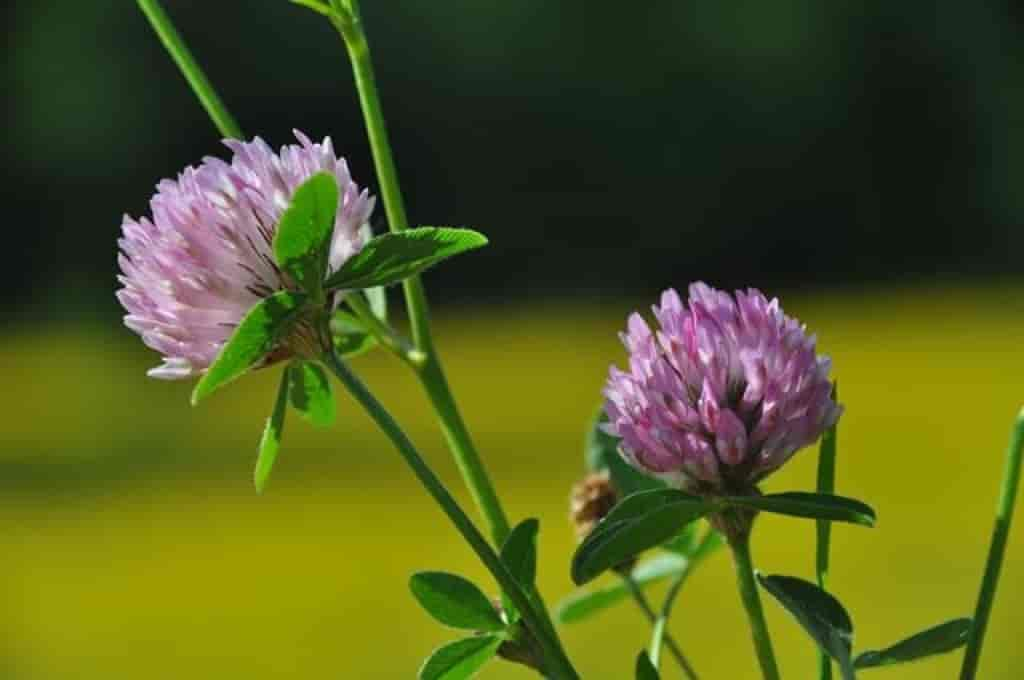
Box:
116, 131, 374, 379
603, 283, 841, 495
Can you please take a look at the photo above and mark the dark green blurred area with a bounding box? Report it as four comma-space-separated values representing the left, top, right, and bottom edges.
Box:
5, 1, 1024, 316
4, 2, 1024, 679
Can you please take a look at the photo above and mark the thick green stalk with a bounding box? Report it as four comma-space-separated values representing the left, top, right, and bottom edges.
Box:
329, 0, 511, 547
322, 350, 579, 680
960, 408, 1024, 679
729, 536, 781, 680
136, 0, 242, 139
621, 572, 699, 680
815, 394, 839, 680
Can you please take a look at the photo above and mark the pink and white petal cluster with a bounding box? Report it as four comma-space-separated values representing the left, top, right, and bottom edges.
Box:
117, 131, 375, 380
603, 283, 841, 493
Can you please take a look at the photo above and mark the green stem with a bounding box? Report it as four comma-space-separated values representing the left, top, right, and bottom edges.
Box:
729, 535, 781, 680
621, 572, 699, 680
414, 357, 512, 543
321, 349, 579, 680
815, 389, 838, 680
135, 0, 242, 139
329, 0, 511, 547
345, 293, 418, 361
959, 408, 1024, 680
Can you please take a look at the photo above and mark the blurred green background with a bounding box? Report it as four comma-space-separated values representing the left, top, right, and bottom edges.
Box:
4, 1, 1024, 678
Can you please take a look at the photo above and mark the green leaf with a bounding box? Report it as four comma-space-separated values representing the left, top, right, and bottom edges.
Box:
635, 651, 660, 680
499, 519, 539, 623
409, 572, 504, 632
419, 635, 502, 680
572, 489, 712, 585
758, 574, 856, 680
329, 308, 379, 358
324, 227, 488, 291
556, 553, 690, 624
586, 407, 665, 496
853, 618, 971, 670
287, 361, 335, 427
191, 291, 309, 405
272, 172, 338, 297
365, 285, 388, 320
253, 370, 290, 493
727, 492, 876, 528
501, 519, 539, 586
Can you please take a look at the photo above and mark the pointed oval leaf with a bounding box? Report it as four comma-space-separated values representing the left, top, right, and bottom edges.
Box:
272, 172, 338, 296
499, 518, 539, 623
556, 554, 689, 624
572, 489, 712, 585
287, 361, 335, 427
409, 572, 504, 632
254, 370, 290, 493
586, 407, 665, 496
853, 618, 971, 670
191, 291, 308, 405
596, 489, 705, 531
419, 635, 502, 680
324, 227, 488, 290
635, 651, 660, 680
501, 519, 539, 587
728, 492, 876, 527
758, 573, 855, 678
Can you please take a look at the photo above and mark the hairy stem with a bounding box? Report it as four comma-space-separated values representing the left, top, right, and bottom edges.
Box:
322, 349, 579, 680
960, 408, 1024, 679
136, 0, 242, 138
729, 535, 781, 680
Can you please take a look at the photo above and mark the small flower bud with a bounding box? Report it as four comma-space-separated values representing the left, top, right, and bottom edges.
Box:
569, 471, 619, 541
570, 471, 635, 574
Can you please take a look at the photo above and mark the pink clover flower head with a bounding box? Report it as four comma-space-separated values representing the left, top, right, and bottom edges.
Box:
116, 131, 375, 380
603, 282, 842, 493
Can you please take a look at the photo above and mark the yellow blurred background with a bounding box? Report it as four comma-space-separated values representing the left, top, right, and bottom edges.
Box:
2, 283, 1022, 678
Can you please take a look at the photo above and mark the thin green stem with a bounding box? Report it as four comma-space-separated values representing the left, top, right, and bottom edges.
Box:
328, 0, 511, 547
321, 349, 579, 680
815, 388, 838, 680
621, 572, 699, 680
960, 408, 1024, 680
729, 536, 781, 680
414, 358, 512, 543
136, 0, 242, 139
345, 293, 418, 362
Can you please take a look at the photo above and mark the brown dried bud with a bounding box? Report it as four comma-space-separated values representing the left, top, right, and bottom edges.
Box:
570, 471, 619, 541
